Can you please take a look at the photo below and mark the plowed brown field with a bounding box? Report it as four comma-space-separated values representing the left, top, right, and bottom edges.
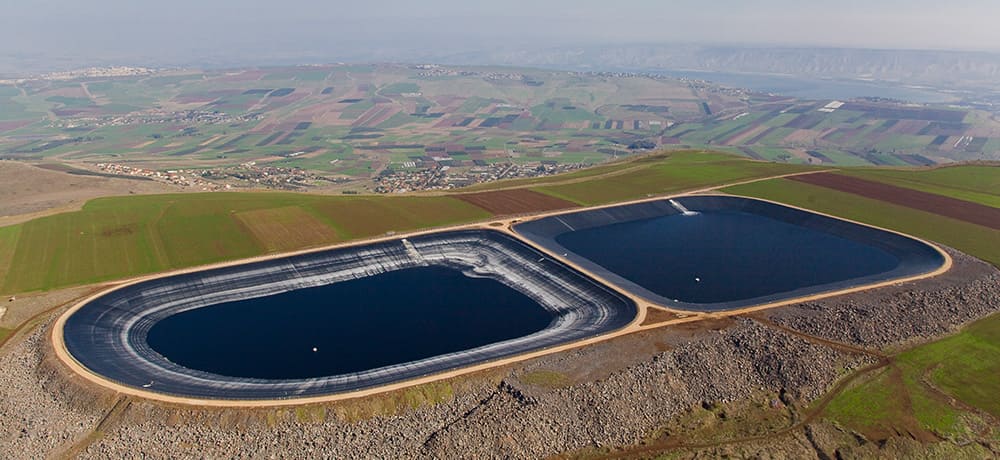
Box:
790, 172, 1000, 230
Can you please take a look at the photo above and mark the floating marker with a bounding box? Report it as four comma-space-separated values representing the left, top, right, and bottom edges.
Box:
312, 347, 318, 352
695, 277, 701, 282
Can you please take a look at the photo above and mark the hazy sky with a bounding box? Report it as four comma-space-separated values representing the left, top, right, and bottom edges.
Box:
3, 0, 999, 65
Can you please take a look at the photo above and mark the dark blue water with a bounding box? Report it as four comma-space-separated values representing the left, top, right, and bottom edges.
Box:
146, 266, 553, 380
555, 210, 900, 304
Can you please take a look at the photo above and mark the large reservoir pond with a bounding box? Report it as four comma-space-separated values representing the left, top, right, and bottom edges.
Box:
515, 196, 945, 311
555, 210, 898, 304
61, 230, 636, 399
146, 266, 551, 380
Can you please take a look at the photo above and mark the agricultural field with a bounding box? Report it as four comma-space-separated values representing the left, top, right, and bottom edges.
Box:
2, 64, 997, 195
454, 189, 577, 214
0, 191, 490, 294
841, 165, 1000, 208
0, 64, 720, 189
531, 151, 814, 205
0, 150, 810, 295
665, 100, 1000, 167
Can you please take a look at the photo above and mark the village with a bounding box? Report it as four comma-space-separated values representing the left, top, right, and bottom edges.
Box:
373, 160, 587, 193
96, 161, 336, 191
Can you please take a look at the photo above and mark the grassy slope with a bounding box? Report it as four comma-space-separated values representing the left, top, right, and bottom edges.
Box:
0, 151, 809, 295
0, 193, 490, 294
726, 175, 1000, 441
840, 165, 1000, 208
532, 151, 815, 206
0, 225, 20, 285
824, 313, 1000, 440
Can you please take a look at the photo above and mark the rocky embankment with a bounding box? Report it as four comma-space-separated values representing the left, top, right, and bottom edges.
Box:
0, 331, 101, 455
75, 317, 865, 459
0, 248, 996, 459
766, 249, 1000, 349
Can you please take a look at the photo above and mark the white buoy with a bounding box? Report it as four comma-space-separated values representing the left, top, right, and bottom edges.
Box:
695, 277, 701, 282
312, 347, 318, 352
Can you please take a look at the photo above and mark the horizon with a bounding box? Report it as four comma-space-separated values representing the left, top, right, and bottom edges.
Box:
3, 0, 1000, 74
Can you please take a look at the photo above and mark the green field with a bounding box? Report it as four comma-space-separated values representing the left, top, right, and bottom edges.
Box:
532, 151, 814, 205
3, 64, 995, 189
841, 165, 1000, 208
0, 193, 490, 294
0, 225, 20, 285
0, 151, 821, 295
824, 312, 1000, 439
723, 178, 1000, 266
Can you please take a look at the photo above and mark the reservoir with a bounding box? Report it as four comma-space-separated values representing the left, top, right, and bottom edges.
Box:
61, 230, 635, 400
145, 266, 552, 380
515, 195, 945, 311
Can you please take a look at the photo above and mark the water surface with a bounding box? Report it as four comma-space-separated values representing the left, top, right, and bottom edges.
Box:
555, 210, 900, 304
146, 266, 552, 379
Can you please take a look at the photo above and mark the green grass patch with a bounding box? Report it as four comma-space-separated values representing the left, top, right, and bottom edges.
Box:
534, 151, 813, 206
531, 100, 600, 123
380, 82, 420, 95
234, 206, 340, 253
823, 367, 903, 435
750, 147, 800, 163
310, 196, 490, 239
0, 327, 10, 343
874, 135, 936, 152
2, 202, 170, 293
903, 313, 1000, 418
723, 178, 1000, 266
45, 95, 93, 107
813, 149, 872, 167
340, 99, 375, 119
0, 86, 42, 121
0, 192, 492, 295
377, 111, 421, 129
0, 225, 21, 285
823, 314, 1000, 439
456, 96, 493, 113
841, 166, 1000, 208
755, 127, 796, 145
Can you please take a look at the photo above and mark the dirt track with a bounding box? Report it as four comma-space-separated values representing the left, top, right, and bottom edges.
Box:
790, 172, 1000, 230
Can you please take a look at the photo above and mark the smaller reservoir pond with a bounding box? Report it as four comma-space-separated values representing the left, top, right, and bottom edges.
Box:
146, 266, 552, 380
554, 209, 900, 305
